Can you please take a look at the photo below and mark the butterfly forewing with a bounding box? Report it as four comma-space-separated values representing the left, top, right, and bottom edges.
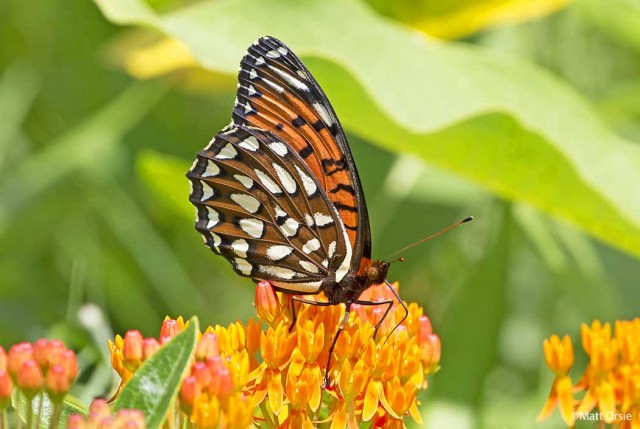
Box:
232, 36, 372, 262
188, 125, 352, 293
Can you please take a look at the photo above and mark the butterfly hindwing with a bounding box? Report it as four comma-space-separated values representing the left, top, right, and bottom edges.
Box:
232, 36, 372, 262
187, 125, 353, 293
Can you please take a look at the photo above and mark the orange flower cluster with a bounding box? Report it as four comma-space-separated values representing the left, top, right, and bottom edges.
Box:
0, 339, 79, 429
109, 281, 441, 428
67, 399, 146, 429
538, 318, 640, 428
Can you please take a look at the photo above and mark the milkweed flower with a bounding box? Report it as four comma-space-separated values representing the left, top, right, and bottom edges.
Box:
109, 281, 441, 428
538, 318, 640, 428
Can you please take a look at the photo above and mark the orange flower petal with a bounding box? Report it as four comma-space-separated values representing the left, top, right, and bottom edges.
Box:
362, 380, 380, 421
556, 376, 575, 427
268, 371, 284, 415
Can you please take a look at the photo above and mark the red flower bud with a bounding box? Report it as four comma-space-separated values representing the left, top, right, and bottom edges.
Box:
160, 319, 180, 344
255, 281, 281, 324
180, 375, 200, 410
0, 347, 7, 372
17, 359, 43, 399
66, 414, 86, 429
143, 338, 160, 360
0, 369, 13, 409
123, 330, 144, 371
8, 342, 33, 379
45, 365, 70, 401
418, 315, 433, 343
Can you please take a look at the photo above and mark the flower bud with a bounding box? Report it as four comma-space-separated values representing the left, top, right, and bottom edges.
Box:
0, 369, 13, 409
33, 339, 50, 369
115, 409, 146, 429
421, 333, 441, 373
60, 350, 79, 382
0, 347, 7, 371
123, 330, 144, 371
8, 342, 33, 379
180, 375, 200, 411
17, 359, 43, 399
417, 315, 433, 342
196, 332, 220, 361
160, 319, 180, 344
45, 365, 70, 401
255, 281, 281, 324
66, 414, 86, 429
143, 338, 160, 360
543, 335, 574, 376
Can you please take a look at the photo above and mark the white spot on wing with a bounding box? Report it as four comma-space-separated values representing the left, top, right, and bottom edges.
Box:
239, 218, 264, 238
334, 214, 353, 282
261, 77, 284, 93
206, 207, 219, 229
234, 258, 252, 275
200, 182, 214, 201
273, 164, 297, 194
266, 245, 293, 261
234, 174, 254, 189
247, 85, 257, 96
265, 50, 280, 59
255, 56, 266, 65
239, 136, 259, 151
302, 238, 321, 254
273, 203, 287, 218
203, 160, 220, 177
272, 280, 323, 293
269, 142, 288, 156
216, 143, 237, 160
244, 102, 253, 113
295, 165, 317, 197
313, 101, 334, 126
231, 193, 260, 213
231, 239, 249, 258
280, 218, 299, 237
304, 214, 314, 227
299, 260, 319, 274
269, 66, 309, 91
255, 169, 283, 194
249, 69, 258, 80
314, 213, 333, 227
328, 241, 337, 258
258, 265, 298, 280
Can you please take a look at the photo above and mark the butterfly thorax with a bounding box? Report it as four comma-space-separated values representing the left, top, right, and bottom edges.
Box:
322, 259, 390, 304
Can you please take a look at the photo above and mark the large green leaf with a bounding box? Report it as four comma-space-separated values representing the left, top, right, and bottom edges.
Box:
94, 0, 640, 259
113, 317, 198, 429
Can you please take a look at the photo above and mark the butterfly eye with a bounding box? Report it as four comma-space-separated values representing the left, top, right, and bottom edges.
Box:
367, 266, 379, 281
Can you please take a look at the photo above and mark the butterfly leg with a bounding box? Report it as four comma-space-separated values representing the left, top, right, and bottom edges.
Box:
352, 298, 393, 340
382, 279, 409, 340
322, 304, 352, 389
289, 296, 332, 333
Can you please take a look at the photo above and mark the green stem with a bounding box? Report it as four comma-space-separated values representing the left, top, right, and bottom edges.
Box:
25, 397, 33, 429
34, 393, 44, 429
2, 409, 7, 429
50, 402, 63, 429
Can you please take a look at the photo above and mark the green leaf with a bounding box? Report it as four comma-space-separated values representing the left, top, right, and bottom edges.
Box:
94, 0, 640, 259
12, 392, 87, 429
113, 316, 198, 429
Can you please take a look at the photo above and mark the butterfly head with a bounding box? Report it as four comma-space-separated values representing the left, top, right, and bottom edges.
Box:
366, 260, 391, 285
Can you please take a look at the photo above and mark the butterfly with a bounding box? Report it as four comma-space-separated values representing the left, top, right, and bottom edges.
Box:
187, 36, 461, 386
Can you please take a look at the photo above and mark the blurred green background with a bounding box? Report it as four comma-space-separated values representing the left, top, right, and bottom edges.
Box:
1, 0, 639, 427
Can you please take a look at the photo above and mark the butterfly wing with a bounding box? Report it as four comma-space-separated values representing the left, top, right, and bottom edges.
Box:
232, 36, 372, 263
187, 125, 354, 293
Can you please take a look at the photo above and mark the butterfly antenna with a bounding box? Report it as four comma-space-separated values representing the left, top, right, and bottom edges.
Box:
384, 216, 473, 261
